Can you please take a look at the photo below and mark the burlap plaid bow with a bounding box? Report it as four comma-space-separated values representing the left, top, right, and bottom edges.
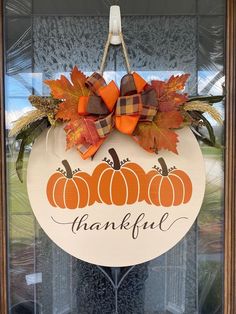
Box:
77, 72, 158, 159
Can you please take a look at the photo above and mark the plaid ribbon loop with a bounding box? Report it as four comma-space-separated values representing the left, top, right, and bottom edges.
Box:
140, 88, 158, 121
115, 75, 158, 134
120, 74, 137, 96
86, 95, 110, 115
85, 72, 107, 95
116, 94, 142, 116
94, 112, 114, 138
115, 89, 158, 119
78, 72, 118, 158
78, 72, 158, 158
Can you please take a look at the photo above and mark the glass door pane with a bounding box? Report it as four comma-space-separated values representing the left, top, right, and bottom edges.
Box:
4, 1, 225, 313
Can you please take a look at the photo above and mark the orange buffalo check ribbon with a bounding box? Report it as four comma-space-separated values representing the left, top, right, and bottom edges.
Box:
77, 72, 158, 159
115, 73, 158, 134
78, 72, 119, 114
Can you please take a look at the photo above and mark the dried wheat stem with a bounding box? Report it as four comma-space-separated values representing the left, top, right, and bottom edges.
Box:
9, 110, 46, 137
183, 101, 223, 125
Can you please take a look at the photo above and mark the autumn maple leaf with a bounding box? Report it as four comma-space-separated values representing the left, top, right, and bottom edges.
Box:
151, 74, 190, 112
155, 111, 184, 129
165, 74, 190, 92
64, 119, 84, 150
83, 119, 100, 145
44, 66, 90, 121
134, 111, 184, 154
64, 117, 100, 150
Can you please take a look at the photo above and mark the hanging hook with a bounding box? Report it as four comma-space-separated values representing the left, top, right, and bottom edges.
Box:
100, 5, 131, 74
109, 5, 122, 45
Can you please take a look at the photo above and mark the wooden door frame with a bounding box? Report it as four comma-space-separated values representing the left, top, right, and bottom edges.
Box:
224, 0, 236, 312
0, 1, 235, 313
0, 0, 8, 313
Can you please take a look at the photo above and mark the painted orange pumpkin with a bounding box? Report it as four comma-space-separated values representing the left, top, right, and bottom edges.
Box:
92, 148, 146, 205
146, 157, 192, 207
46, 160, 94, 209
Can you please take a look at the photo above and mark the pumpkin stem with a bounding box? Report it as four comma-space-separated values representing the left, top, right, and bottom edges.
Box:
108, 148, 121, 170
62, 160, 73, 178
158, 157, 168, 176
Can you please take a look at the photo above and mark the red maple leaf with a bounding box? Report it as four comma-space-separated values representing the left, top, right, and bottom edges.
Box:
64, 119, 84, 150
64, 117, 100, 151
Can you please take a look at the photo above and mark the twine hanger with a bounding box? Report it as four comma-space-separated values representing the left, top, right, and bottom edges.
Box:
99, 6, 131, 75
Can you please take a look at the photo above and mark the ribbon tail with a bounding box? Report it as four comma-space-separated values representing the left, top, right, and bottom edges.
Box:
78, 138, 106, 160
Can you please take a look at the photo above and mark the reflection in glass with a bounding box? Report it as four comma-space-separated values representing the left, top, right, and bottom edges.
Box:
5, 1, 225, 313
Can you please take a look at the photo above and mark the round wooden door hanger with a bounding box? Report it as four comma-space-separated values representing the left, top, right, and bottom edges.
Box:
27, 126, 205, 267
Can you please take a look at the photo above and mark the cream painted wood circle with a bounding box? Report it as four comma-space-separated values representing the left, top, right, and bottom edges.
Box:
27, 126, 205, 266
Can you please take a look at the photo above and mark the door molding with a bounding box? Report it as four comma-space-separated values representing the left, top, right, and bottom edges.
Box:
0, 1, 235, 313
224, 0, 236, 313
0, 0, 8, 312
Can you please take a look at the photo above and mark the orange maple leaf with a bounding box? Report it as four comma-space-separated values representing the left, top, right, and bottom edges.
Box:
151, 74, 190, 112
134, 111, 183, 154
155, 111, 184, 129
165, 74, 190, 93
44, 66, 90, 121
